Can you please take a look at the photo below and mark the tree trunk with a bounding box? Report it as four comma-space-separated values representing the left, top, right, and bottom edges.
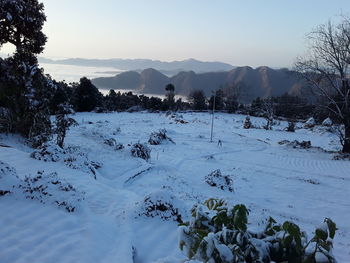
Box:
342, 124, 350, 153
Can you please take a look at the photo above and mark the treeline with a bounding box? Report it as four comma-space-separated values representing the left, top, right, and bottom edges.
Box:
48, 78, 190, 112
48, 78, 318, 120
49, 77, 325, 122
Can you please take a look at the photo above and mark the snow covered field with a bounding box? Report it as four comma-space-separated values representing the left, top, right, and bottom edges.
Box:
0, 112, 349, 263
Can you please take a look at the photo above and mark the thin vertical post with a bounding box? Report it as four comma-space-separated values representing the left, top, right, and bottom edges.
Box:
210, 92, 216, 142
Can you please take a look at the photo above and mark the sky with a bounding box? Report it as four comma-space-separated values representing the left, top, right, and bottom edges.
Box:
2, 0, 350, 68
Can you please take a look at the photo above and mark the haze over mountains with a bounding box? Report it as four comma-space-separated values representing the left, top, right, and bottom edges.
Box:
38, 57, 234, 75
23, 56, 306, 102
92, 66, 305, 103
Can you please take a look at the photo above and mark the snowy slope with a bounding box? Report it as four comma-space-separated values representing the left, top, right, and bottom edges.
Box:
0, 112, 349, 262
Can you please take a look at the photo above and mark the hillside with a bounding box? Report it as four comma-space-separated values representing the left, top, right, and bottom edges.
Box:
0, 112, 348, 262
92, 66, 306, 102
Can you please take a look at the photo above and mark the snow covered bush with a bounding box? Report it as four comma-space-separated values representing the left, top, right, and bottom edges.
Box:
103, 138, 124, 150
279, 140, 312, 149
18, 171, 84, 212
205, 169, 234, 192
179, 199, 337, 263
138, 191, 183, 223
304, 117, 316, 128
148, 129, 175, 145
263, 117, 273, 130
167, 113, 188, 124
0, 162, 84, 212
243, 116, 252, 129
30, 142, 101, 179
286, 121, 295, 132
322, 117, 333, 127
131, 143, 151, 160
0, 161, 20, 196
55, 103, 77, 148
332, 153, 350, 161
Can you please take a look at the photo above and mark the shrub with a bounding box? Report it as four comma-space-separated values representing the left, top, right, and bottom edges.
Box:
205, 169, 234, 192
279, 140, 311, 149
243, 116, 252, 129
148, 129, 175, 145
322, 117, 333, 127
30, 143, 101, 179
286, 121, 295, 132
138, 191, 182, 223
0, 162, 84, 212
131, 143, 151, 160
304, 117, 316, 128
167, 113, 188, 124
103, 138, 124, 150
18, 171, 84, 212
0, 161, 20, 196
55, 103, 77, 148
179, 199, 337, 263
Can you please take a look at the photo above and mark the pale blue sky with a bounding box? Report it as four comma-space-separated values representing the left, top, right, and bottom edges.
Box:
7, 0, 350, 67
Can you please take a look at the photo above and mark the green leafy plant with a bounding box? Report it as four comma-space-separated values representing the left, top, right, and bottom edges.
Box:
303, 218, 337, 263
179, 199, 337, 263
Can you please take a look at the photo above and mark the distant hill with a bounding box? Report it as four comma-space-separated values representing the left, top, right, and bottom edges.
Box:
38, 57, 234, 73
92, 71, 141, 90
92, 66, 307, 102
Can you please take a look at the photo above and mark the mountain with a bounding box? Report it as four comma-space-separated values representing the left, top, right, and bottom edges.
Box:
38, 57, 234, 73
139, 68, 170, 94
92, 71, 141, 90
92, 66, 306, 102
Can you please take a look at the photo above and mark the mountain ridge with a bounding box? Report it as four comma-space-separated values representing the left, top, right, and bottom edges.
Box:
92, 67, 306, 103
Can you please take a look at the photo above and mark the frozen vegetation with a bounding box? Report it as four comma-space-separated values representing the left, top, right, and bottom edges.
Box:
0, 112, 349, 262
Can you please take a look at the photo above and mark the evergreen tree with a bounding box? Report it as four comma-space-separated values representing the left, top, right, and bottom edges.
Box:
49, 81, 73, 114
105, 89, 119, 111
139, 94, 150, 110
188, 90, 207, 110
0, 0, 55, 147
0, 0, 47, 55
208, 89, 225, 111
72, 77, 102, 112
164, 83, 175, 110
147, 96, 163, 111
225, 95, 238, 113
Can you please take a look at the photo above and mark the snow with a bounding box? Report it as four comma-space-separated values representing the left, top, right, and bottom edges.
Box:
322, 117, 333, 127
0, 112, 350, 262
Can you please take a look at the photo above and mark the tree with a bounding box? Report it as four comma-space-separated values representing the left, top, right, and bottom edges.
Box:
72, 77, 102, 112
262, 97, 274, 130
221, 82, 244, 113
49, 81, 73, 114
208, 89, 225, 111
55, 103, 77, 148
164, 83, 175, 110
295, 17, 350, 153
25, 71, 56, 147
0, 0, 47, 56
0, 0, 55, 147
147, 96, 163, 111
188, 90, 207, 110
273, 93, 314, 119
105, 89, 119, 111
